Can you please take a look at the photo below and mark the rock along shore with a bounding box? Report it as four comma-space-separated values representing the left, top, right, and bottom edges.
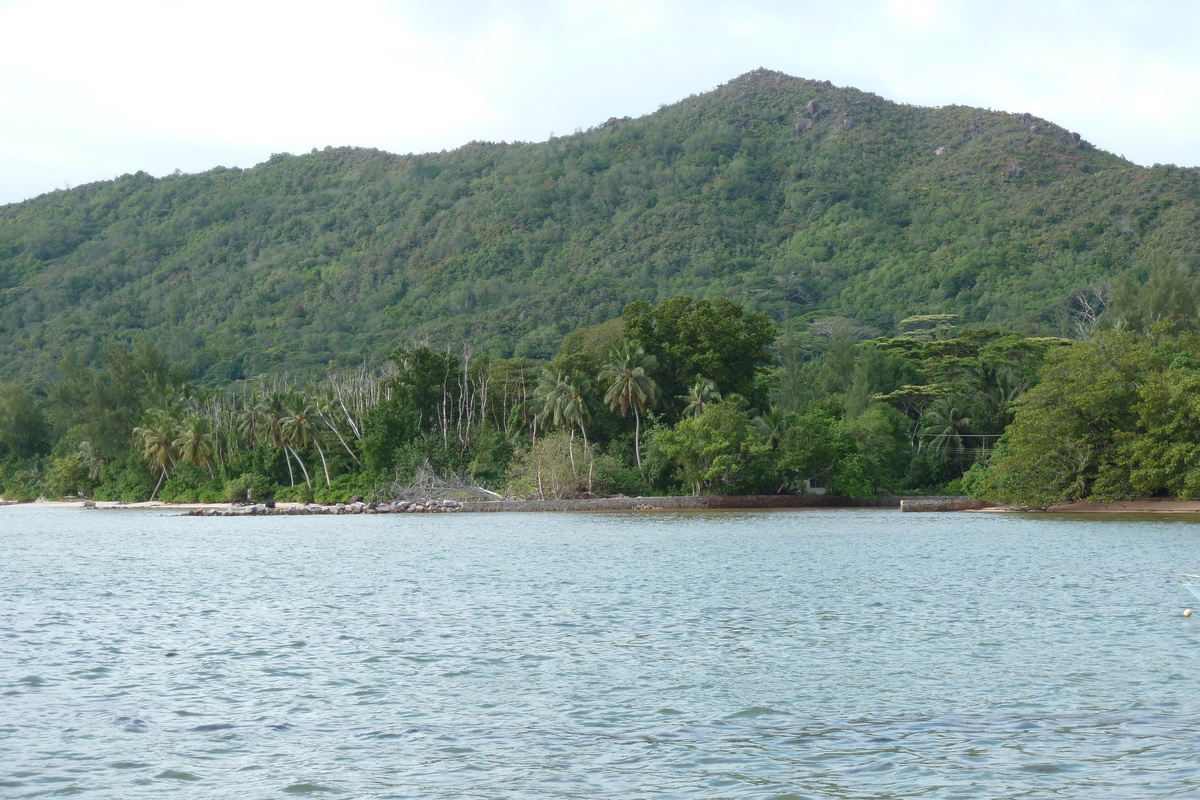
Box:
182, 494, 912, 516
4, 494, 993, 515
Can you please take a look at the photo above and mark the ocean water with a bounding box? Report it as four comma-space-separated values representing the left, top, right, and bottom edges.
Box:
3, 506, 1200, 798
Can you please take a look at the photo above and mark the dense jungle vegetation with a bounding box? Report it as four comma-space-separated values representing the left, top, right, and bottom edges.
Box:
4, 69, 1200, 505
3, 69, 1198, 385
0, 295, 1061, 503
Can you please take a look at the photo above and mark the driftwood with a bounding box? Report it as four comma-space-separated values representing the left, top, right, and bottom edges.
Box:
377, 460, 501, 502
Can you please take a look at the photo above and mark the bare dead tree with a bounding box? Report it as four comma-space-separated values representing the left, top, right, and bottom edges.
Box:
1069, 286, 1109, 340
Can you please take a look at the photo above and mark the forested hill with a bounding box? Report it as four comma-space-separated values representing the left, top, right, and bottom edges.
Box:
2, 68, 1197, 382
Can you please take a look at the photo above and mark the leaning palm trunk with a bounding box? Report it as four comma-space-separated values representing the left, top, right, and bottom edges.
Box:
288, 445, 312, 488
579, 423, 593, 493
150, 467, 168, 502
282, 446, 296, 486
329, 425, 361, 466
634, 407, 643, 472
314, 440, 331, 487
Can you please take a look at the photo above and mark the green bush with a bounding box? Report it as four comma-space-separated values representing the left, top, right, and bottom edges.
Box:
159, 462, 221, 503
590, 452, 652, 496
0, 457, 44, 501
224, 473, 275, 504
313, 474, 376, 505
275, 483, 314, 504
93, 462, 156, 502
44, 454, 96, 498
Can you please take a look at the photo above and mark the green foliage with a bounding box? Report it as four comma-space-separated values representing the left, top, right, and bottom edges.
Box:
0, 457, 45, 501
978, 331, 1158, 505
506, 431, 597, 499
1120, 368, 1200, 499
361, 397, 421, 474
275, 482, 315, 504
224, 473, 275, 504
0, 383, 48, 459
44, 453, 95, 498
2, 69, 1190, 390
653, 401, 775, 495
158, 462, 223, 503
624, 296, 775, 416
92, 461, 156, 502
46, 341, 190, 465
313, 474, 375, 505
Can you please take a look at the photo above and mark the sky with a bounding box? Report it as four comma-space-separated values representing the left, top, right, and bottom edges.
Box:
2, 0, 1198, 206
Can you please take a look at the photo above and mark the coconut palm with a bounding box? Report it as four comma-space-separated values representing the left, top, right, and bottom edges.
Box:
680, 377, 721, 419
253, 392, 302, 486
174, 415, 216, 476
921, 398, 973, 462
534, 369, 591, 476
134, 412, 179, 501
282, 393, 324, 488
563, 374, 591, 449
237, 391, 265, 450
600, 340, 658, 470
76, 440, 104, 483
751, 405, 792, 448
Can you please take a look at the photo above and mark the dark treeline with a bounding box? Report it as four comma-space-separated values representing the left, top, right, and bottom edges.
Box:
8, 269, 1200, 505
0, 293, 1059, 504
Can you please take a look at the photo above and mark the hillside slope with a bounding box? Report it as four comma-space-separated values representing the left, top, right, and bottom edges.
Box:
2, 68, 1196, 382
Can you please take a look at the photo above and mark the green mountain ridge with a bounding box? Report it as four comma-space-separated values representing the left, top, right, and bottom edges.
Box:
2, 67, 1196, 383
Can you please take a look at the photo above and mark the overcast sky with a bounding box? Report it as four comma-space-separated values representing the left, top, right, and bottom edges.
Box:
2, 0, 1197, 206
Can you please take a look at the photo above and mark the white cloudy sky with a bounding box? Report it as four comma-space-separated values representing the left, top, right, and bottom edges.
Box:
2, 0, 1197, 206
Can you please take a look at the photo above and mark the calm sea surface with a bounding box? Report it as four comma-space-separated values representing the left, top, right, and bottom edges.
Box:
3, 506, 1200, 798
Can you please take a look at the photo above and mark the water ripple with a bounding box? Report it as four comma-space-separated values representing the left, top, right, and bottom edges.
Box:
3, 507, 1200, 797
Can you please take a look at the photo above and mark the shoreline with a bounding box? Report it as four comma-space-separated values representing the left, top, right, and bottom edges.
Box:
0, 494, 906, 514
975, 499, 1200, 514
0, 494, 900, 514
6, 496, 1200, 514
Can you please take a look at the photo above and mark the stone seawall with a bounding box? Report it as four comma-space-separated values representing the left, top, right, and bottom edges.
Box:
899, 496, 987, 512
460, 494, 905, 513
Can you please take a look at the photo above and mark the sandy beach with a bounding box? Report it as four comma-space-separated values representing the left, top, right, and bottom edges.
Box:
6, 496, 1200, 514
0, 499, 310, 512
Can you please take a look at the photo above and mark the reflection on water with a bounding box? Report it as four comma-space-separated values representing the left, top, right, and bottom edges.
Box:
2, 506, 1200, 798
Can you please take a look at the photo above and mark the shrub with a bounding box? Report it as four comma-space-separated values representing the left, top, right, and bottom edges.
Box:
159, 462, 220, 503
275, 483, 314, 504
93, 462, 156, 502
44, 454, 95, 499
225, 473, 275, 504
313, 474, 376, 505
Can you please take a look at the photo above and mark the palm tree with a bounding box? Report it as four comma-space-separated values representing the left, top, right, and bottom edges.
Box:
921, 398, 973, 464
563, 374, 591, 449
533, 369, 590, 477
600, 340, 658, 471
174, 415, 216, 476
76, 441, 104, 484
237, 391, 264, 451
254, 392, 301, 486
281, 393, 322, 488
751, 405, 791, 448
134, 412, 179, 501
680, 377, 721, 419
